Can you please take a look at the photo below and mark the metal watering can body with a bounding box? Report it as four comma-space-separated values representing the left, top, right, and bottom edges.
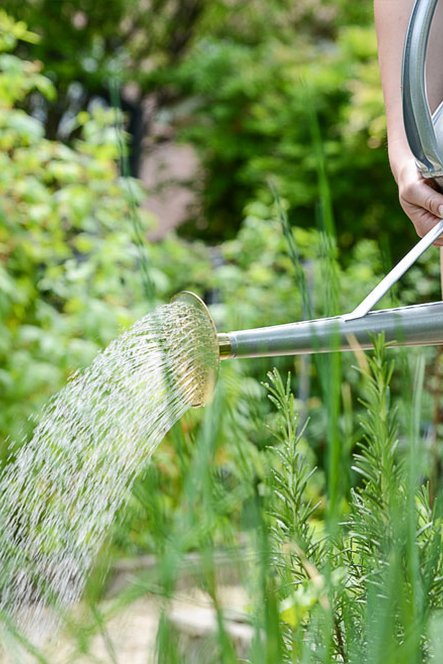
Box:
178, 0, 443, 406
403, 0, 443, 186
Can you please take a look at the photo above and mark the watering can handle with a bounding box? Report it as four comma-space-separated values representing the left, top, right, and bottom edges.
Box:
402, 0, 443, 186
403, 0, 443, 302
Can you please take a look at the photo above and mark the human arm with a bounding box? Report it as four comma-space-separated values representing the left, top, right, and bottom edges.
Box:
374, 0, 443, 244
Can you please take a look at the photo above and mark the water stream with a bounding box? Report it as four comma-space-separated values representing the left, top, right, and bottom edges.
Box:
0, 299, 217, 650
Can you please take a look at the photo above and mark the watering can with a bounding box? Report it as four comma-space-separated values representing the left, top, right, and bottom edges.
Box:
176, 0, 443, 407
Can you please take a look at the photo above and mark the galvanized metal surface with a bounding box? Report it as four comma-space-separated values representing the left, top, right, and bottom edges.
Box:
219, 302, 443, 359
403, 0, 443, 180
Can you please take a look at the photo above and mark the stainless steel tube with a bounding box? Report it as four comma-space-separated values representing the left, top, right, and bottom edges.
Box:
218, 302, 443, 360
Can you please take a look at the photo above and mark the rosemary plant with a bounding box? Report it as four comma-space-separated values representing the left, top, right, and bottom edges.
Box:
262, 340, 443, 664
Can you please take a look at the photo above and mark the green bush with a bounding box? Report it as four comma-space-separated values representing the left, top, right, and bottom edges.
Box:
0, 13, 212, 450
173, 21, 405, 252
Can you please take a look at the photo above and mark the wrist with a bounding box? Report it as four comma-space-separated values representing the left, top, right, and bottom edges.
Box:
387, 138, 415, 184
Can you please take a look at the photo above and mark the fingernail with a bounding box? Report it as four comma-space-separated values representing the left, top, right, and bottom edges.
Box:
439, 205, 443, 218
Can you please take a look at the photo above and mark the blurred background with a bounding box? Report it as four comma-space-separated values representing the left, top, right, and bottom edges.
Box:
2, 1, 443, 662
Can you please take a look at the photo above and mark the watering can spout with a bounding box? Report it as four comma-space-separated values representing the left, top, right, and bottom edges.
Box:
174, 291, 443, 368
215, 303, 443, 360
173, 229, 443, 403
175, 218, 443, 370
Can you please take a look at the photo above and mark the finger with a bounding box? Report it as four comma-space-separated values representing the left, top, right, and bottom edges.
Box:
410, 207, 443, 245
402, 177, 443, 219
401, 177, 443, 244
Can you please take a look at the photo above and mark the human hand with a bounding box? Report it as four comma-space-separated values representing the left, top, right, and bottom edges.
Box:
396, 158, 443, 246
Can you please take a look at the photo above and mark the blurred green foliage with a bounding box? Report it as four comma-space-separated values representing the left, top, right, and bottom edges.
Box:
1, 0, 412, 253
2, 4, 440, 479
173, 23, 401, 248
0, 14, 212, 449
